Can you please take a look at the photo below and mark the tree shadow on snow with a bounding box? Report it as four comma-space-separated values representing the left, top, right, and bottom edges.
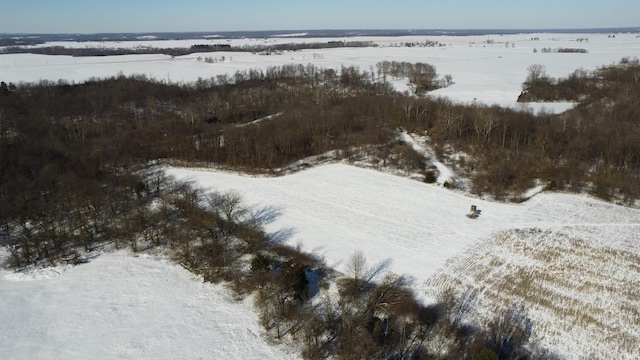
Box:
248, 204, 297, 245
249, 205, 283, 226
329, 256, 393, 282
367, 258, 393, 282
266, 227, 296, 245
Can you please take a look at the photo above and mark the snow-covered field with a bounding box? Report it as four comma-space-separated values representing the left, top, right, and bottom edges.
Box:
2, 32, 639, 111
2, 32, 640, 358
0, 250, 297, 360
166, 163, 640, 359
166, 164, 640, 281
426, 228, 640, 358
3, 162, 637, 358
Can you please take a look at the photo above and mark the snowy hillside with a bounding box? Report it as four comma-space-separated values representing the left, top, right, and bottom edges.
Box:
0, 250, 297, 360
166, 163, 640, 359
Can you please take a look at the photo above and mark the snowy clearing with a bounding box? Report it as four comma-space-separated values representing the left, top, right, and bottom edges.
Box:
0, 250, 297, 360
165, 163, 640, 359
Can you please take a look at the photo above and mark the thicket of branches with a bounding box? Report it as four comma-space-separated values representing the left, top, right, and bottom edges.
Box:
519, 59, 640, 103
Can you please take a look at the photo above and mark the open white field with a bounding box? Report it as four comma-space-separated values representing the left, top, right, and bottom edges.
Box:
0, 250, 298, 360
166, 163, 640, 359
2, 32, 639, 111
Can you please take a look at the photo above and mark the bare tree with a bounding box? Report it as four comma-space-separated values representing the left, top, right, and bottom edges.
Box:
524, 64, 548, 88
485, 305, 533, 359
347, 250, 367, 292
210, 190, 247, 223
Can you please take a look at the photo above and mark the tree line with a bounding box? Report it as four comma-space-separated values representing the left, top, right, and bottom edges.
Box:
3, 59, 639, 201
512, 59, 640, 201
3, 59, 639, 200
0, 41, 375, 57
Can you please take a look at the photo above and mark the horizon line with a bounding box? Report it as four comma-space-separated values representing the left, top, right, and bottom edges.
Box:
2, 26, 640, 36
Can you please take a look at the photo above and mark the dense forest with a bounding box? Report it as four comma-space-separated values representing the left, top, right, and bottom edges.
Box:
2, 58, 639, 359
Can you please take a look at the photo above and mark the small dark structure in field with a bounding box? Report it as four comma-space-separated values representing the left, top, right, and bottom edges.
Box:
467, 205, 478, 219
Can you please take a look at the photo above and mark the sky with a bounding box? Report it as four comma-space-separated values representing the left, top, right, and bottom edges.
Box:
1, 0, 638, 34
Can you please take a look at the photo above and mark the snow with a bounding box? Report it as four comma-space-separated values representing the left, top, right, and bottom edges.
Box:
272, 33, 310, 38
2, 32, 638, 112
387, 78, 413, 94
398, 131, 455, 185
166, 163, 640, 282
522, 184, 545, 199
136, 35, 159, 40
3, 31, 640, 358
426, 228, 640, 358
168, 163, 495, 283
165, 163, 640, 359
0, 251, 297, 360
